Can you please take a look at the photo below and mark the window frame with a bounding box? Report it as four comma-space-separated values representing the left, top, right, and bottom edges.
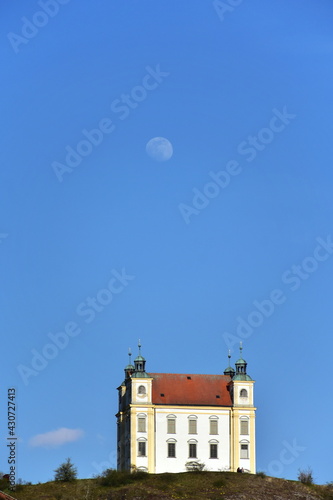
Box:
189, 443, 197, 458
209, 418, 218, 435
167, 442, 176, 458
240, 442, 249, 459
137, 414, 146, 433
240, 418, 249, 435
138, 441, 146, 457
188, 415, 198, 434
210, 443, 218, 459
167, 415, 176, 434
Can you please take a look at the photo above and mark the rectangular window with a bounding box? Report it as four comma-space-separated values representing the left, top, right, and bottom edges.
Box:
168, 442, 176, 458
240, 420, 249, 435
210, 420, 218, 435
210, 444, 218, 459
138, 442, 146, 457
138, 417, 146, 432
189, 419, 197, 434
240, 444, 249, 459
189, 443, 197, 458
167, 418, 176, 434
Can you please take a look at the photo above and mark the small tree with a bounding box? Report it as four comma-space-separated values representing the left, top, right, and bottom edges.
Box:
54, 458, 77, 482
298, 467, 314, 485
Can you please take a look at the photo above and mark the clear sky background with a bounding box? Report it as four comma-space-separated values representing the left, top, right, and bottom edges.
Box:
1, 0, 333, 486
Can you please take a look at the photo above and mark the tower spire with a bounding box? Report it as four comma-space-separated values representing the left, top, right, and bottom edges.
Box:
132, 340, 149, 377
124, 347, 134, 380
234, 342, 253, 380
224, 349, 235, 378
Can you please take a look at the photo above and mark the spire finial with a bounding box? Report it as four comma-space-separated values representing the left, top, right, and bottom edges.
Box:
224, 349, 235, 377
138, 339, 141, 355
240, 341, 243, 356
128, 347, 132, 364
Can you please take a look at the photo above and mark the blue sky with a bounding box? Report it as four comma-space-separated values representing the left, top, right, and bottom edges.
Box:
1, 0, 333, 486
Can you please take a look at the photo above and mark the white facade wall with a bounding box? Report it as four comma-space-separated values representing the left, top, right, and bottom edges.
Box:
130, 380, 152, 405
154, 407, 231, 473
237, 409, 251, 471
234, 383, 253, 406
132, 406, 149, 471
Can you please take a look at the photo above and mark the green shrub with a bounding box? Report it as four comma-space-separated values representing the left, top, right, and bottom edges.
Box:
98, 467, 148, 487
0, 478, 8, 490
131, 469, 148, 481
98, 469, 132, 487
297, 467, 314, 485
256, 471, 266, 478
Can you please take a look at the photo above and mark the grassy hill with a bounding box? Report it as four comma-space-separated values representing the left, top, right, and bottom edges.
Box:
2, 471, 333, 500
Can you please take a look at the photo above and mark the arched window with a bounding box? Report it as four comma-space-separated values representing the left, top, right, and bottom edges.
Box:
167, 414, 176, 434
240, 416, 249, 435
137, 466, 148, 472
138, 385, 146, 395
137, 437, 147, 457
209, 440, 219, 459
167, 438, 177, 458
240, 389, 248, 398
240, 439, 249, 459
188, 438, 198, 458
188, 415, 197, 434
137, 413, 147, 432
209, 415, 219, 435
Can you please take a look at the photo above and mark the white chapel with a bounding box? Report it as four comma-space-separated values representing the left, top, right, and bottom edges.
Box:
116, 342, 256, 473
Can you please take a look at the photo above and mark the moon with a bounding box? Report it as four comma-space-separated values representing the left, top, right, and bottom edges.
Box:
146, 137, 173, 162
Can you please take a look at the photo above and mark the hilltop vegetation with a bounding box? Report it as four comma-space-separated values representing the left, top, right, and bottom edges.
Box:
2, 470, 333, 500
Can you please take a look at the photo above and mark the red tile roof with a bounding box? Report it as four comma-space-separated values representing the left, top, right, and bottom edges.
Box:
148, 373, 232, 406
